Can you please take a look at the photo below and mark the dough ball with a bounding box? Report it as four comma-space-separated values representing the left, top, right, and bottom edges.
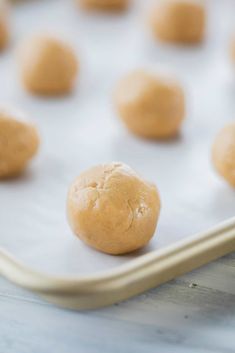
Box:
19, 35, 78, 96
149, 0, 205, 44
212, 124, 235, 187
114, 70, 185, 139
0, 108, 40, 178
230, 37, 235, 63
77, 0, 128, 11
67, 162, 161, 255
0, 0, 9, 50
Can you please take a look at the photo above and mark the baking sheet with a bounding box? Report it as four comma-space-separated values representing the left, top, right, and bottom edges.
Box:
1, 0, 235, 275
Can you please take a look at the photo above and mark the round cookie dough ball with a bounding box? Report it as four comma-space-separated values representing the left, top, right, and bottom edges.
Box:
0, 0, 9, 50
230, 37, 235, 64
114, 70, 185, 139
149, 0, 205, 44
212, 123, 235, 187
0, 108, 40, 178
67, 162, 161, 255
77, 0, 128, 11
19, 35, 78, 96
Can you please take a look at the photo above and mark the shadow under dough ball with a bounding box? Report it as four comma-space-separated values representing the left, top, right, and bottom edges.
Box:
0, 108, 40, 178
77, 0, 128, 11
149, 0, 206, 44
19, 35, 79, 96
212, 123, 235, 187
67, 162, 161, 255
114, 70, 185, 139
0, 0, 9, 50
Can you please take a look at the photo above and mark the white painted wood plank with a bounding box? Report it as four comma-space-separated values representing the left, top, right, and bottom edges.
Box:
0, 292, 235, 353
0, 255, 235, 353
181, 261, 235, 295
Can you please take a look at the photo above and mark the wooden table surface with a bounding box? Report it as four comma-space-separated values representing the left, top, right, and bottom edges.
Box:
1, 252, 234, 353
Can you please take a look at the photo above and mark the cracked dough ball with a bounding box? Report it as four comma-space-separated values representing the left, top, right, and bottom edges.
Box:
0, 0, 9, 50
77, 0, 128, 11
19, 35, 78, 96
0, 109, 40, 178
67, 163, 161, 255
149, 0, 205, 44
212, 124, 235, 187
114, 70, 185, 139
